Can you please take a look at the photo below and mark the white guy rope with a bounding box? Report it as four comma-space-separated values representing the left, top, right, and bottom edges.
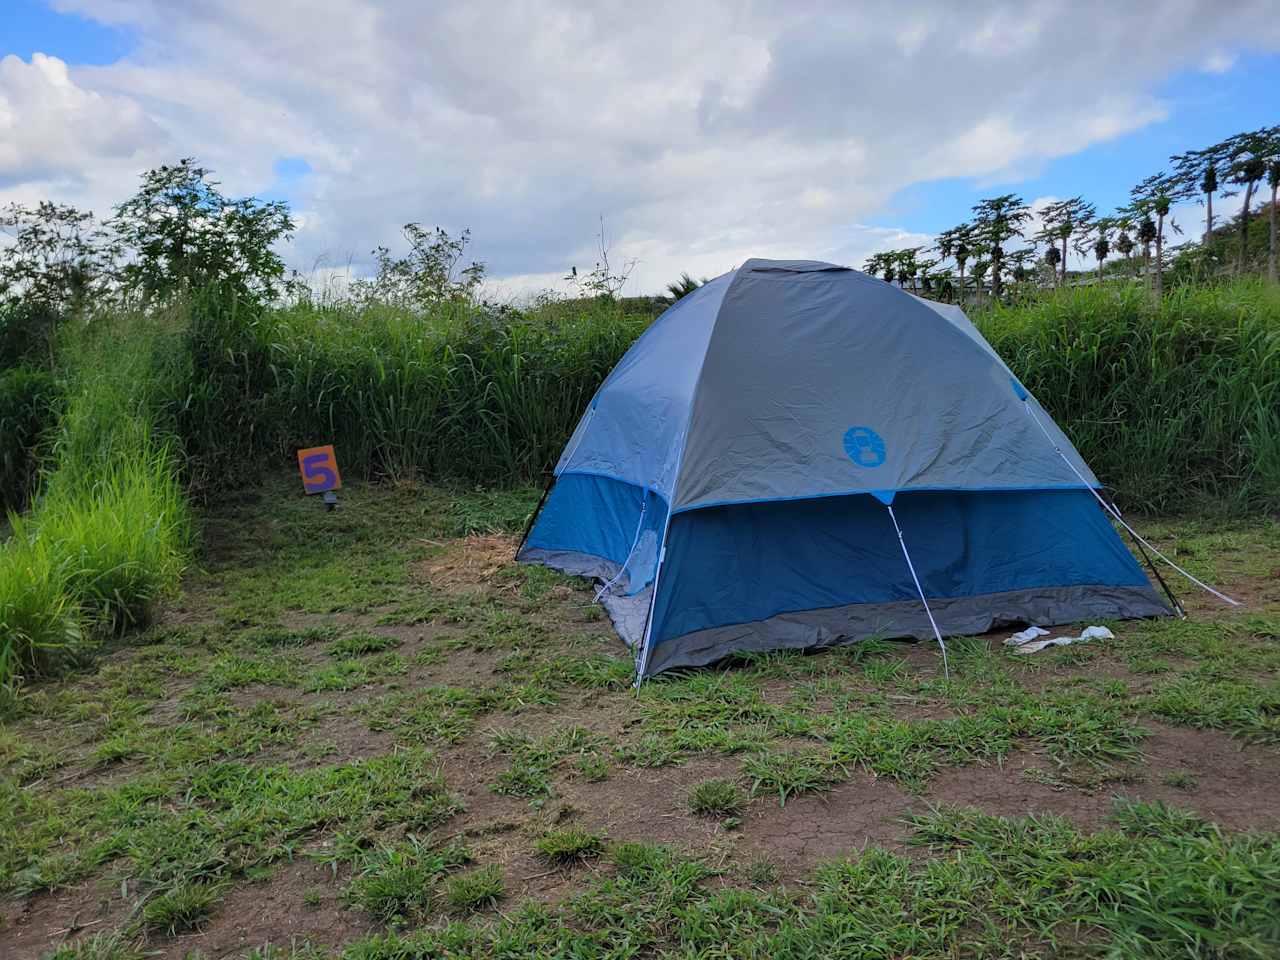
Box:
886, 502, 951, 679
1023, 402, 1241, 607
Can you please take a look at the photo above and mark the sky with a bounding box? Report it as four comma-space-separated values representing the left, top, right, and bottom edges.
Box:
2, 0, 1278, 297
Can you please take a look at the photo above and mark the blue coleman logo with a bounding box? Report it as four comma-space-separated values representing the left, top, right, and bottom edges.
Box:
843, 426, 886, 468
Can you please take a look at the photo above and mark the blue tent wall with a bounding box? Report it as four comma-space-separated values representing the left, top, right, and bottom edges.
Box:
523, 472, 667, 597
642, 489, 1169, 674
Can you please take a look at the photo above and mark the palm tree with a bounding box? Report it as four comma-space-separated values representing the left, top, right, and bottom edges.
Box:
1200, 161, 1219, 243
969, 258, 990, 302
1034, 197, 1095, 287
664, 272, 704, 303
1224, 127, 1280, 274
1132, 174, 1186, 299
936, 224, 973, 306
1269, 160, 1280, 284
1137, 213, 1157, 289
1116, 230, 1136, 278
1093, 235, 1110, 282
1171, 142, 1228, 244
970, 194, 1030, 300
953, 237, 970, 306
1043, 244, 1061, 282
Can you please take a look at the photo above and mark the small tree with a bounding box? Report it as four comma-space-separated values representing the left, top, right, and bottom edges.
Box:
1034, 197, 1095, 287
1115, 229, 1136, 277
110, 159, 295, 303
970, 194, 1030, 300
356, 224, 485, 309
1092, 235, 1111, 282
1268, 160, 1280, 284
0, 201, 115, 314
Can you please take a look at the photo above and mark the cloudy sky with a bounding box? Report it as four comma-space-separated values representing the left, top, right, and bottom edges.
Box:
3, 1, 1279, 296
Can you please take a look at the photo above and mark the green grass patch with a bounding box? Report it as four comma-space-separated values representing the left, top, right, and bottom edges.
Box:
687, 778, 744, 817
140, 878, 224, 936
534, 827, 605, 864
443, 864, 505, 912
345, 837, 469, 923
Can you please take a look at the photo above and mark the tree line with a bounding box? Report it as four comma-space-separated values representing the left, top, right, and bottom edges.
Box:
862, 125, 1280, 304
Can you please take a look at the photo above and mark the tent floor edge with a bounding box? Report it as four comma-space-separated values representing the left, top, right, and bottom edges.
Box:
641, 582, 1170, 677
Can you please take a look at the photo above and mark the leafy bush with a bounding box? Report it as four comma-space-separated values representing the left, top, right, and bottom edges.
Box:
0, 364, 58, 509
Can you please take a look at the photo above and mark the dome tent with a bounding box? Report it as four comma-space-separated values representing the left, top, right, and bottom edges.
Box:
517, 259, 1171, 678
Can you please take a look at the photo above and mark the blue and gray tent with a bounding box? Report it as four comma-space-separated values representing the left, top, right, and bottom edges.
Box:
518, 259, 1172, 678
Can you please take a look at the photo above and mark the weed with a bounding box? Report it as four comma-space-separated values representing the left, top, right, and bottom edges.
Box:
744, 856, 779, 886
43, 932, 146, 960
443, 865, 505, 912
326, 632, 400, 658
687, 778, 744, 817
1162, 771, 1199, 791
743, 749, 838, 805
141, 880, 224, 936
534, 828, 605, 864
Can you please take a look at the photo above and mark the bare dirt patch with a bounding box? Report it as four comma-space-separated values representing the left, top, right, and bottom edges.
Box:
417, 534, 520, 595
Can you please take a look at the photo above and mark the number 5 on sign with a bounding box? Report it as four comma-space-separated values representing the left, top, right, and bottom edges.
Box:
298, 445, 341, 494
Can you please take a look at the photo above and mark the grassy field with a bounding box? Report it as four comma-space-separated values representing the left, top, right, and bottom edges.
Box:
2, 475, 1278, 959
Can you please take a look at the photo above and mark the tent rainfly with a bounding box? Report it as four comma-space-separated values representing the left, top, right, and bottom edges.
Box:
517, 259, 1174, 679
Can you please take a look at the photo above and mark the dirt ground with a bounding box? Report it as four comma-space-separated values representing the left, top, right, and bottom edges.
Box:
2, 478, 1278, 959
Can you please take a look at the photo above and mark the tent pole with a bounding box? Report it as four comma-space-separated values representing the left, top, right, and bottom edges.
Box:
514, 472, 556, 561
1111, 498, 1186, 619
885, 502, 951, 680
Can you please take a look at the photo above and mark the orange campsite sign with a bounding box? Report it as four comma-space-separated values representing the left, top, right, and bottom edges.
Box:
297, 445, 342, 494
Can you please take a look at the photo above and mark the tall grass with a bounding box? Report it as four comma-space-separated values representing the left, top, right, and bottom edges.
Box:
979, 279, 1280, 513
0, 311, 193, 695
172, 290, 651, 491
177, 280, 1278, 515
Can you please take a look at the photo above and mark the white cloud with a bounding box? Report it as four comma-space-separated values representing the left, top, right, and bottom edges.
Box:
1201, 50, 1237, 73
4, 1, 1280, 292
0, 53, 164, 195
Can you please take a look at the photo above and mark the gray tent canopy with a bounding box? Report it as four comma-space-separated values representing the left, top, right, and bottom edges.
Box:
519, 259, 1171, 677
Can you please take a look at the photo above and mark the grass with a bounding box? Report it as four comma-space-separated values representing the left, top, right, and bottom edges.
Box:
687, 778, 744, 816
140, 879, 225, 936
978, 279, 1280, 513
534, 827, 605, 864
345, 838, 469, 923
0, 311, 193, 694
161, 804, 1280, 959
443, 864, 505, 912
3, 480, 1279, 958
